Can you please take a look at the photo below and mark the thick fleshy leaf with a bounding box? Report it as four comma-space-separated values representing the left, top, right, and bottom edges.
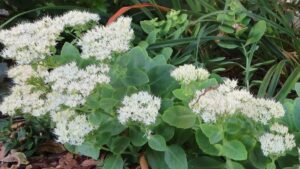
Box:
164, 145, 188, 169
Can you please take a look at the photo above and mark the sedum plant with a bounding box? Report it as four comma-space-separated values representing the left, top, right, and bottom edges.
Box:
0, 10, 299, 169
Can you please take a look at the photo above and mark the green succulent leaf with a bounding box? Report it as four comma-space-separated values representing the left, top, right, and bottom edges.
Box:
164, 145, 188, 169
148, 134, 167, 151
162, 106, 196, 129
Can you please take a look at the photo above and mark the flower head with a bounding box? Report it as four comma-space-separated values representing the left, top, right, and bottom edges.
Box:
78, 16, 134, 61
8, 65, 48, 84
171, 64, 209, 84
0, 85, 46, 116
53, 112, 95, 145
189, 79, 285, 124
259, 130, 295, 157
0, 11, 100, 64
117, 91, 161, 125
55, 10, 99, 27
44, 62, 110, 109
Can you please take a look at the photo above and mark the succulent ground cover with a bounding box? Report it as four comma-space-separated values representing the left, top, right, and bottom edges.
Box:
0, 0, 299, 169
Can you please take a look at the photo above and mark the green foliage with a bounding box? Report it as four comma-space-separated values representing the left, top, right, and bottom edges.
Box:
1, 0, 300, 168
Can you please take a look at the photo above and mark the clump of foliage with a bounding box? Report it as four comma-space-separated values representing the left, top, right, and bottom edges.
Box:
0, 9, 300, 169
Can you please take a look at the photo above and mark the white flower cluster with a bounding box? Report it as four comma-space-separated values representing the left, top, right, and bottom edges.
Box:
78, 17, 134, 61
259, 123, 295, 157
55, 10, 99, 27
0, 11, 99, 64
117, 91, 161, 125
171, 64, 210, 84
7, 65, 48, 84
44, 62, 110, 110
0, 65, 49, 116
53, 109, 95, 145
0, 85, 46, 116
189, 79, 285, 124
0, 12, 137, 146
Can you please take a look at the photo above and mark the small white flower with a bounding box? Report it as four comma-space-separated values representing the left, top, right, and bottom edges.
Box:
54, 113, 95, 145
259, 131, 296, 157
55, 10, 99, 27
45, 62, 109, 104
241, 98, 285, 124
0, 16, 64, 64
270, 123, 289, 135
0, 11, 100, 64
117, 91, 161, 125
171, 64, 209, 84
189, 79, 285, 124
8, 65, 48, 84
78, 16, 134, 61
0, 85, 46, 116
43, 62, 110, 111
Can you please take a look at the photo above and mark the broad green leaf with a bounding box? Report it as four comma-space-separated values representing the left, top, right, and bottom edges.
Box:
99, 120, 126, 136
146, 149, 170, 169
266, 162, 276, 169
154, 123, 175, 141
195, 129, 221, 156
129, 127, 147, 147
160, 98, 174, 112
164, 145, 188, 169
61, 42, 80, 57
88, 110, 109, 125
172, 88, 190, 101
148, 134, 167, 151
140, 20, 157, 34
188, 156, 225, 169
146, 30, 158, 44
76, 142, 99, 159
226, 160, 245, 169
162, 106, 196, 129
95, 131, 111, 145
103, 155, 124, 169
123, 68, 149, 86
224, 117, 244, 135
246, 20, 266, 45
99, 98, 118, 113
148, 65, 179, 97
110, 136, 130, 154
222, 140, 247, 161
240, 135, 257, 150
126, 47, 150, 68
249, 146, 269, 169
200, 124, 223, 144
160, 47, 173, 60
197, 78, 219, 90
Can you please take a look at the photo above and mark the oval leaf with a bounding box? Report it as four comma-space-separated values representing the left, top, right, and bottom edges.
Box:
103, 155, 124, 169
162, 106, 196, 129
148, 134, 167, 151
222, 140, 247, 161
164, 145, 188, 169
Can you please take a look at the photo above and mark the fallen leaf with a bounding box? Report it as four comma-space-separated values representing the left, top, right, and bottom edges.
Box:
10, 121, 25, 130
81, 159, 98, 167
37, 140, 65, 154
58, 153, 78, 169
0, 142, 6, 160
0, 150, 29, 167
